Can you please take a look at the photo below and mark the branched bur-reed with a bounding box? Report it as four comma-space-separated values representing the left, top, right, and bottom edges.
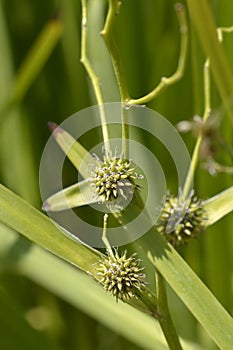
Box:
157, 192, 207, 247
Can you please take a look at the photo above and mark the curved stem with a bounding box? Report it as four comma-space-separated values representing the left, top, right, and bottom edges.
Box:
156, 271, 183, 350
101, 2, 188, 157
126, 3, 188, 106
80, 0, 111, 156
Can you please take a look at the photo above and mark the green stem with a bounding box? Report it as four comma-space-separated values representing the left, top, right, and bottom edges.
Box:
186, 0, 233, 125
101, 213, 114, 258
181, 25, 233, 201
132, 286, 158, 316
80, 0, 111, 156
101, 0, 130, 157
126, 3, 188, 106
181, 58, 211, 201
101, 0, 130, 102
101, 3, 188, 156
121, 105, 129, 157
156, 271, 183, 350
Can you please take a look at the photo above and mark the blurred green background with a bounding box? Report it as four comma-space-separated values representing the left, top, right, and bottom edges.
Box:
0, 0, 232, 349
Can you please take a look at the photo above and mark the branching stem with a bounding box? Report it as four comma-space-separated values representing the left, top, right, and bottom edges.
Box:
101, 2, 188, 156
126, 3, 188, 106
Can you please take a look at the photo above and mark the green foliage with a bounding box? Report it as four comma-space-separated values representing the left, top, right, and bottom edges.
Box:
1, 0, 233, 349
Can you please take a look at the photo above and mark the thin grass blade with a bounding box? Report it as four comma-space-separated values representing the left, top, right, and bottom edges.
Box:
9, 18, 63, 106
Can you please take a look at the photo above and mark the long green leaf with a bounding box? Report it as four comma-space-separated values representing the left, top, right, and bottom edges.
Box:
19, 247, 169, 350
0, 1, 13, 105
0, 0, 40, 205
137, 228, 233, 350
203, 186, 233, 226
0, 226, 202, 350
0, 184, 101, 273
1, 184, 233, 349
117, 204, 233, 350
9, 18, 63, 106
0, 184, 158, 314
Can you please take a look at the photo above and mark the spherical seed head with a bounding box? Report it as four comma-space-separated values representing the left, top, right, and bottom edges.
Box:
97, 251, 146, 301
157, 193, 206, 246
92, 157, 142, 203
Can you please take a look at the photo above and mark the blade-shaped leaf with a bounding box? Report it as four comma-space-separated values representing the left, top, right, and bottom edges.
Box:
1, 183, 233, 350
138, 228, 233, 350
21, 248, 169, 350
11, 19, 63, 105
0, 228, 201, 350
42, 178, 98, 211
0, 184, 101, 274
203, 186, 233, 226
48, 122, 96, 178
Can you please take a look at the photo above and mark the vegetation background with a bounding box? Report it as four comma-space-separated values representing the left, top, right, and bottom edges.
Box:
0, 0, 232, 349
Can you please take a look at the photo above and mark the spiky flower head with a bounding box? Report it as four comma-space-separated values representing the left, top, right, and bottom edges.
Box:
97, 250, 146, 301
157, 192, 206, 246
92, 154, 142, 204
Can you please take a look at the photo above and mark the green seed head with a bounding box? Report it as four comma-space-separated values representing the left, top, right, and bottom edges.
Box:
97, 250, 146, 301
157, 192, 206, 246
92, 156, 142, 204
